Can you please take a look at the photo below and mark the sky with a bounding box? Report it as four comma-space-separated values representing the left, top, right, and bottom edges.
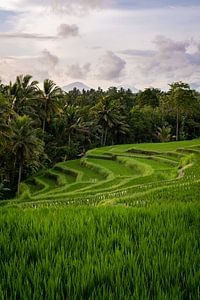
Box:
0, 0, 200, 90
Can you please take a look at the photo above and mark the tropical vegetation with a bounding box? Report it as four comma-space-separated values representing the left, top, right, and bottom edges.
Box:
0, 76, 200, 198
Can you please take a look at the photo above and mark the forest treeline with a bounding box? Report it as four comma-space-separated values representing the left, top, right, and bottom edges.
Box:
0, 75, 200, 198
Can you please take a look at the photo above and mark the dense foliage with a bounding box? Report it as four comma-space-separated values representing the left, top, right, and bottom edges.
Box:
0, 75, 200, 198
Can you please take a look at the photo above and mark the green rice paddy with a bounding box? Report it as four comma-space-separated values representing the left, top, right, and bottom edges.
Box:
1, 139, 200, 299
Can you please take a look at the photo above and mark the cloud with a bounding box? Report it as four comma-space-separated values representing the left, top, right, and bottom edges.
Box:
153, 35, 189, 54
51, 0, 109, 14
67, 63, 91, 79
57, 24, 79, 37
0, 49, 60, 83
114, 0, 200, 10
0, 23, 79, 40
0, 32, 55, 40
131, 35, 200, 89
0, 50, 90, 86
120, 49, 155, 57
98, 51, 126, 80
38, 49, 59, 68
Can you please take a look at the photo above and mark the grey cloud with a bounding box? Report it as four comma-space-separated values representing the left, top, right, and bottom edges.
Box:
0, 23, 79, 40
114, 0, 200, 10
67, 63, 91, 79
120, 49, 156, 57
0, 49, 60, 83
38, 49, 59, 68
0, 32, 55, 40
98, 51, 126, 80
137, 36, 200, 87
153, 35, 189, 53
51, 0, 109, 14
57, 24, 79, 37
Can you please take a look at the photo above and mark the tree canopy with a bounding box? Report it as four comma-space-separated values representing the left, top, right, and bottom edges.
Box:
0, 75, 200, 198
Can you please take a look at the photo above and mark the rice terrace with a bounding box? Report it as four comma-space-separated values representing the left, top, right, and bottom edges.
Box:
1, 139, 200, 299
1, 0, 200, 298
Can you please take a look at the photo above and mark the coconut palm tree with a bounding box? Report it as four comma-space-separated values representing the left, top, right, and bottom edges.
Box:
111, 116, 130, 144
91, 96, 123, 146
52, 105, 90, 147
0, 94, 13, 151
156, 124, 172, 142
11, 115, 44, 195
5, 74, 39, 117
39, 79, 63, 134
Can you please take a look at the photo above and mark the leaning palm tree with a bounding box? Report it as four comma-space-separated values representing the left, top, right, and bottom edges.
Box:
39, 79, 63, 134
11, 115, 44, 196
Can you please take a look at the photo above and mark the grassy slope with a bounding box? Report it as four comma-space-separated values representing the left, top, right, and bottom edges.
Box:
0, 139, 200, 299
1, 138, 197, 208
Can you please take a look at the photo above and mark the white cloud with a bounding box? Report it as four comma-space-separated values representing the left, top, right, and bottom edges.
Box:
57, 24, 79, 37
1, 2, 200, 90
67, 63, 91, 79
124, 36, 200, 90
0, 49, 60, 83
0, 32, 55, 40
0, 0, 109, 14
98, 51, 126, 80
51, 0, 109, 14
0, 24, 79, 40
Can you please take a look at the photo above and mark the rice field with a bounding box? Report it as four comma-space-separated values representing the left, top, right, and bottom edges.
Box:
1, 138, 199, 208
0, 139, 200, 299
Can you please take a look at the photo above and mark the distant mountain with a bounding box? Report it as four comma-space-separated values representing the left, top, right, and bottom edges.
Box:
62, 82, 91, 92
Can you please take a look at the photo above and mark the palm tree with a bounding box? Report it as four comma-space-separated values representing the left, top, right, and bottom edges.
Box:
52, 105, 90, 147
0, 94, 13, 151
91, 96, 123, 146
111, 116, 130, 144
11, 115, 44, 195
5, 74, 39, 116
39, 79, 63, 134
156, 124, 171, 142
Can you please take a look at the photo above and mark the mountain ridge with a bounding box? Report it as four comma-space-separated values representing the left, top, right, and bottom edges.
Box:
62, 82, 91, 92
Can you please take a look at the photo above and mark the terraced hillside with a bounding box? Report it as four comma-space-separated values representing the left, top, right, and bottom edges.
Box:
3, 138, 200, 208
1, 139, 200, 300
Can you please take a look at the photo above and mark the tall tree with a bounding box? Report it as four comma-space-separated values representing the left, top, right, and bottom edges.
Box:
135, 88, 161, 108
52, 105, 90, 147
39, 79, 63, 133
167, 82, 197, 141
5, 75, 39, 117
11, 115, 43, 195
91, 96, 124, 146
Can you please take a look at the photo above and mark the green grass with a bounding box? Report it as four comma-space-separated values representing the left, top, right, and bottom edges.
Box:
1, 139, 200, 298
8, 139, 197, 206
0, 204, 199, 299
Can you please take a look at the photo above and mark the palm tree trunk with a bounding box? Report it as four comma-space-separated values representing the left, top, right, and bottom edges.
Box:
103, 128, 108, 146
176, 109, 179, 141
17, 163, 22, 196
11, 97, 16, 110
101, 132, 104, 146
42, 100, 47, 135
42, 119, 46, 134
